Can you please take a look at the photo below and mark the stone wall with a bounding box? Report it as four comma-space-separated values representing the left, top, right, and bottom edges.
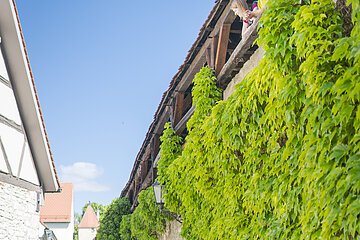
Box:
0, 181, 39, 240
159, 220, 182, 240
223, 47, 265, 100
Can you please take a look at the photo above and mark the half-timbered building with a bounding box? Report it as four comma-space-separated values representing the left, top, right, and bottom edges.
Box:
0, 0, 60, 239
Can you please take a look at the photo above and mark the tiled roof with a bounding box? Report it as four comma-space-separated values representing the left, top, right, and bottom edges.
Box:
78, 205, 100, 229
40, 183, 73, 223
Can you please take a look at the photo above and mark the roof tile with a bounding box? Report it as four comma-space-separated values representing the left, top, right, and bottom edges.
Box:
40, 183, 73, 223
78, 205, 100, 229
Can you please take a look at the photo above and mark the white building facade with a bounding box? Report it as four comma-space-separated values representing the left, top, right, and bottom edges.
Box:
40, 183, 74, 240
0, 0, 60, 239
78, 206, 100, 240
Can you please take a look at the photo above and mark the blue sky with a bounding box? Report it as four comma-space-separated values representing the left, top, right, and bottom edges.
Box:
16, 1, 214, 213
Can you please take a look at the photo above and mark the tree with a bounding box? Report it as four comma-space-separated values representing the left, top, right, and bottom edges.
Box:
73, 212, 82, 240
96, 197, 131, 240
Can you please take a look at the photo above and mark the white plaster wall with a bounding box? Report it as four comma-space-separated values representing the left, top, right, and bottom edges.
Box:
0, 124, 23, 174
0, 181, 39, 240
0, 70, 39, 185
0, 43, 9, 80
45, 222, 73, 240
0, 83, 22, 125
79, 228, 97, 240
38, 223, 46, 238
18, 142, 39, 184
0, 124, 39, 185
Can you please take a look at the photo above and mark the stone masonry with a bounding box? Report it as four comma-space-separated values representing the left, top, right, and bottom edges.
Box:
0, 182, 39, 240
159, 220, 183, 240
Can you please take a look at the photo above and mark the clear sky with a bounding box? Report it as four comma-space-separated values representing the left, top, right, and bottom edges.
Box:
16, 1, 214, 213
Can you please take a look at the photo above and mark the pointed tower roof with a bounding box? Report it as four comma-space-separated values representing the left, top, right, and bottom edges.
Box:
78, 205, 100, 229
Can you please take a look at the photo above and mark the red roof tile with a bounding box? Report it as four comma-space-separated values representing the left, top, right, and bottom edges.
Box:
40, 183, 73, 223
78, 205, 100, 229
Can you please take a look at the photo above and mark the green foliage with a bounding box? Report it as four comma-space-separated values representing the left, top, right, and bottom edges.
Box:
186, 66, 222, 130
158, 0, 360, 239
119, 215, 134, 240
73, 212, 81, 240
119, 188, 168, 240
73, 224, 79, 240
157, 122, 183, 211
96, 197, 131, 240
163, 66, 223, 238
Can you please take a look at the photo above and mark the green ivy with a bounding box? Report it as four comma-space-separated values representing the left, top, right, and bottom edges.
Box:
119, 214, 134, 240
158, 0, 360, 239
157, 122, 183, 212
119, 188, 168, 240
164, 66, 222, 239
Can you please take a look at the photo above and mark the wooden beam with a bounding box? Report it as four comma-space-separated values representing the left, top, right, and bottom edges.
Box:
0, 172, 40, 192
0, 137, 12, 175
215, 24, 231, 75
205, 47, 212, 68
217, 15, 261, 87
211, 36, 218, 69
176, 3, 235, 92
0, 114, 23, 133
152, 134, 160, 159
0, 75, 11, 88
173, 92, 185, 126
17, 138, 26, 178
175, 105, 196, 134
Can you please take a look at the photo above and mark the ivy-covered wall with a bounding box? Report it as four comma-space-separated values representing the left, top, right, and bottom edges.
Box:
157, 0, 359, 239
119, 188, 168, 240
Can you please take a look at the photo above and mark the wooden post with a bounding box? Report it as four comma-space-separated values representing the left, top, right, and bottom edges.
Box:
215, 24, 231, 75
206, 47, 212, 69
212, 35, 219, 70
173, 92, 184, 126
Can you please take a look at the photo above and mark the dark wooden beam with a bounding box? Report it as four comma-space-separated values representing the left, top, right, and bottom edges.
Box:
211, 35, 219, 70
175, 105, 196, 134
205, 47, 212, 68
217, 16, 261, 87
215, 24, 231, 75
173, 92, 185, 126
152, 134, 160, 160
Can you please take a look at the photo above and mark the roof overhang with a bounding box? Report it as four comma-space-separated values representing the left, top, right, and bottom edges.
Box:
0, 0, 59, 192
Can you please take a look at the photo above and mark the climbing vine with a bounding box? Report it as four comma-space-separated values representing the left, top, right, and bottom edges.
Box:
158, 0, 359, 239
119, 188, 168, 240
157, 122, 183, 211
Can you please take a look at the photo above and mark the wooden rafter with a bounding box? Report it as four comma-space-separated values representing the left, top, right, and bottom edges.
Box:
215, 24, 231, 75
173, 92, 185, 126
